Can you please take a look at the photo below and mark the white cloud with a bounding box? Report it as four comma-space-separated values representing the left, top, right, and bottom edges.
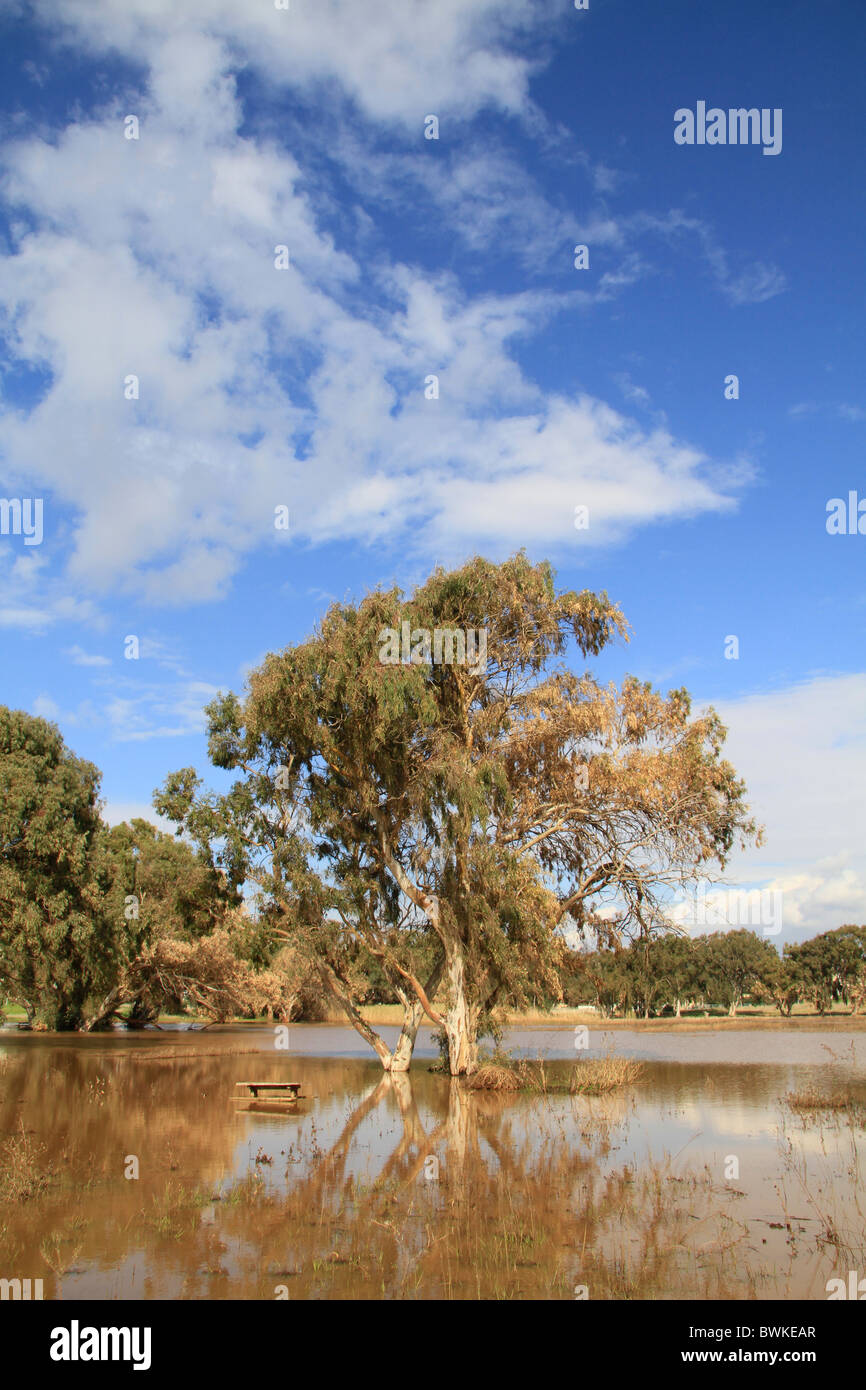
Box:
23, 0, 555, 128
697, 674, 866, 938
0, 0, 759, 611
629, 211, 787, 307
722, 261, 787, 307
613, 372, 651, 407
22, 674, 221, 743
64, 644, 111, 667
32, 693, 60, 720
102, 679, 220, 742
788, 401, 866, 424
0, 94, 746, 603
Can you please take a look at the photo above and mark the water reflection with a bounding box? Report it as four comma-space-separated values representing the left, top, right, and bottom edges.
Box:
0, 1029, 863, 1300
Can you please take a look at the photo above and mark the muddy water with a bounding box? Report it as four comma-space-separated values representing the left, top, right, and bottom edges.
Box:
0, 1025, 864, 1301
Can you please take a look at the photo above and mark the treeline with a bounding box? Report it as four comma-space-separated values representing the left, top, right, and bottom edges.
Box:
562, 926, 866, 1019
2, 704, 864, 1033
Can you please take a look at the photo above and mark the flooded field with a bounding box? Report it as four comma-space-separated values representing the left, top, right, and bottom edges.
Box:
1, 1025, 864, 1300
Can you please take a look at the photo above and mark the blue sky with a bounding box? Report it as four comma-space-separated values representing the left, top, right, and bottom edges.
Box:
0, 0, 863, 940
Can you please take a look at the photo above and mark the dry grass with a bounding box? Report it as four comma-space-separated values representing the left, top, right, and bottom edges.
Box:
131, 1047, 261, 1064
0, 1123, 53, 1203
785, 1087, 858, 1112
569, 1056, 644, 1095
464, 1053, 644, 1096
464, 1065, 521, 1093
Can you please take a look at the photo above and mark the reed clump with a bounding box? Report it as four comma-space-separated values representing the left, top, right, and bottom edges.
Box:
569, 1056, 644, 1095
465, 1064, 521, 1092
785, 1087, 857, 1112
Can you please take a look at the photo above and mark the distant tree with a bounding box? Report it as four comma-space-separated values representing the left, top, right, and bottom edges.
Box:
646, 933, 700, 1017
784, 937, 833, 1015
0, 707, 265, 1032
697, 930, 779, 1017
784, 926, 866, 1016
819, 926, 866, 1013
754, 951, 800, 1017
560, 945, 599, 1008
581, 948, 631, 1018
100, 818, 234, 941
119, 914, 278, 1026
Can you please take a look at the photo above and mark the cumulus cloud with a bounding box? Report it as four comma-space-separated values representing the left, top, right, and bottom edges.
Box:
0, 0, 755, 613
18, 0, 555, 128
693, 674, 866, 939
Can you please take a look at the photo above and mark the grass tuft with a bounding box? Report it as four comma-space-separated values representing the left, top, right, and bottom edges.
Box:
465, 1065, 521, 1092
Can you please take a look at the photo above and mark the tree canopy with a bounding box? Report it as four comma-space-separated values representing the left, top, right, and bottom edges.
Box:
156, 552, 761, 1073
0, 708, 115, 1028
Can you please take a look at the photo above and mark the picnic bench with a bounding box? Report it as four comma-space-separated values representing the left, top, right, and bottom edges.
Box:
234, 1081, 304, 1101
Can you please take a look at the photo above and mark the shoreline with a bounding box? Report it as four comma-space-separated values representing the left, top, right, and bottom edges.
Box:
4, 1006, 866, 1036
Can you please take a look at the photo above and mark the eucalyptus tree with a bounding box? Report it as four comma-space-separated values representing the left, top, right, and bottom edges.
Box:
0, 708, 119, 1028
648, 932, 703, 1016
157, 553, 760, 1074
697, 930, 779, 1017
84, 818, 243, 1029
784, 926, 866, 1015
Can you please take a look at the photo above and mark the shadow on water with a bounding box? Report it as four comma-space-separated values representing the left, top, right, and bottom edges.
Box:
0, 1027, 863, 1299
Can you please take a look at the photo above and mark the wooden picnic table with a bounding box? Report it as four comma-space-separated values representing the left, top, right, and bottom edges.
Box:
234, 1081, 303, 1100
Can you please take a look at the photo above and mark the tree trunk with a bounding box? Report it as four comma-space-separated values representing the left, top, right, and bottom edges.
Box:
315, 961, 396, 1069
390, 998, 424, 1072
443, 947, 477, 1076
675, 998, 681, 1018
384, 953, 446, 1072
82, 986, 128, 1033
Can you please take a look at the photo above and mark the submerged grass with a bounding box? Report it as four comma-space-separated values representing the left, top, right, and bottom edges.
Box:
0, 1123, 54, 1203
465, 1065, 521, 1093
785, 1087, 858, 1112
569, 1056, 644, 1095
466, 1052, 644, 1096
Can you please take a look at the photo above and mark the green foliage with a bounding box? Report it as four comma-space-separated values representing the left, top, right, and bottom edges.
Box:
695, 930, 780, 1015
0, 708, 116, 1029
99, 817, 236, 945
784, 926, 866, 1015
0, 707, 249, 1030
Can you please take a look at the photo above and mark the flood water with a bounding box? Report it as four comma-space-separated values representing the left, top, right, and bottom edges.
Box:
1, 1024, 864, 1300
